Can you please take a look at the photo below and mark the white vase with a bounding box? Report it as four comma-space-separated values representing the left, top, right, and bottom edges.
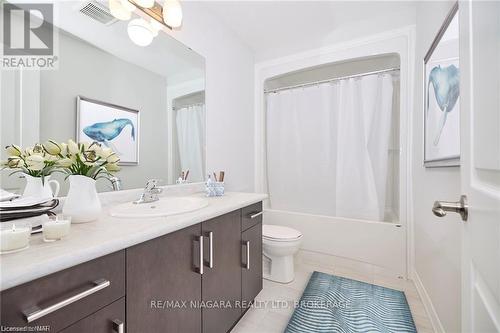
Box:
63, 175, 102, 223
23, 175, 60, 199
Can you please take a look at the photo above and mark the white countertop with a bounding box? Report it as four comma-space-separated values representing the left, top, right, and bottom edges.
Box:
0, 191, 267, 291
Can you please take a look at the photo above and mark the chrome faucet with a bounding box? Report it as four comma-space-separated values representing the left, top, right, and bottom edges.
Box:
134, 179, 163, 204
109, 176, 122, 191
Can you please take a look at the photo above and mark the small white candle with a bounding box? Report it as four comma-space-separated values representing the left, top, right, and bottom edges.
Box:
43, 217, 71, 242
1, 224, 30, 253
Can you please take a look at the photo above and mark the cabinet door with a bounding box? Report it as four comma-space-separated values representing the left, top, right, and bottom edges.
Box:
242, 222, 263, 310
127, 223, 202, 333
59, 297, 125, 333
201, 210, 242, 333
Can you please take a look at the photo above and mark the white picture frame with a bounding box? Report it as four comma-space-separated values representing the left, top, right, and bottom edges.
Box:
77, 96, 139, 165
423, 3, 460, 167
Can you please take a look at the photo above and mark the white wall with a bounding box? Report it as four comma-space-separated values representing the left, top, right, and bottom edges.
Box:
412, 2, 461, 332
156, 2, 255, 192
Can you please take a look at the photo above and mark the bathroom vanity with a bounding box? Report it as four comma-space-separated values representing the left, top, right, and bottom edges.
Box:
0, 192, 265, 333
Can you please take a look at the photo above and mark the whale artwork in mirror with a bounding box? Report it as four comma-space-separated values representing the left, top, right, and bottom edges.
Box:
0, 2, 206, 195
424, 3, 460, 167
78, 97, 139, 165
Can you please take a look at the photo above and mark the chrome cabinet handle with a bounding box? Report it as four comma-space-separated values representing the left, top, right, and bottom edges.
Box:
23, 279, 110, 323
204, 231, 214, 268
195, 235, 204, 275
432, 195, 468, 221
244, 240, 250, 270
248, 211, 263, 219
112, 319, 124, 333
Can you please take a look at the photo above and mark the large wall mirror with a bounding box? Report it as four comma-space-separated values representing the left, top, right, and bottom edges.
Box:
1, 2, 206, 195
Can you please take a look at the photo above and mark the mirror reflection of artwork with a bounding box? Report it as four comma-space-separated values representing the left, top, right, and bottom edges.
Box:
1, 1, 205, 194
424, 4, 460, 167
77, 97, 139, 165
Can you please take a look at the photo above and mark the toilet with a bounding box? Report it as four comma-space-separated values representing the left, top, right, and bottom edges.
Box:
262, 225, 303, 283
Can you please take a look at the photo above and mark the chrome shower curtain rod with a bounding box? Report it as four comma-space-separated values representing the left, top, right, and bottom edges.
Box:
172, 102, 205, 110
264, 67, 400, 94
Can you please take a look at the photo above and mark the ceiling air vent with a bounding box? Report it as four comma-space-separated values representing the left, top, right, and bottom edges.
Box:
79, 1, 118, 26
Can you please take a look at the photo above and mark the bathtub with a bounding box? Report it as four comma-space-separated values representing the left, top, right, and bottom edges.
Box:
264, 209, 406, 277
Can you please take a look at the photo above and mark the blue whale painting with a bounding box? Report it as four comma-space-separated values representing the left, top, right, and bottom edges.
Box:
427, 64, 460, 145
83, 118, 135, 148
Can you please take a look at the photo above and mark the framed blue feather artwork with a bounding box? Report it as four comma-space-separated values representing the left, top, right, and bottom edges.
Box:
77, 96, 139, 165
424, 3, 460, 167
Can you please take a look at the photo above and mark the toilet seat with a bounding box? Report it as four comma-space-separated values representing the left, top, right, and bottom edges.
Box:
263, 225, 302, 242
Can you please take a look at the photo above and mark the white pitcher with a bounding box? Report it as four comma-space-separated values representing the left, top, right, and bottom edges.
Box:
63, 175, 102, 223
23, 175, 60, 199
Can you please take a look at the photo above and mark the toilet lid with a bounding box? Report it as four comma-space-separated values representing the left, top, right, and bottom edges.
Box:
263, 225, 302, 241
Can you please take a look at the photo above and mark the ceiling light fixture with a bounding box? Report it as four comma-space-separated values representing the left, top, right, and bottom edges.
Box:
162, 0, 182, 28
127, 18, 157, 46
109, 0, 135, 20
133, 0, 155, 9
109, 0, 183, 46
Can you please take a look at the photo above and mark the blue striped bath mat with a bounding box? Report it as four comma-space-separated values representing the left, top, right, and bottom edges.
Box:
285, 271, 416, 333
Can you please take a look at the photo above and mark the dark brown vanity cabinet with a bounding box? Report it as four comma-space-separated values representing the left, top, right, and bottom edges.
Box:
0, 202, 263, 333
0, 251, 125, 333
59, 298, 125, 333
126, 223, 203, 333
201, 210, 242, 333
241, 222, 263, 310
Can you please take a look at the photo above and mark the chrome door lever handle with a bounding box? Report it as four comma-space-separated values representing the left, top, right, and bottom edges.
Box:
432, 195, 468, 221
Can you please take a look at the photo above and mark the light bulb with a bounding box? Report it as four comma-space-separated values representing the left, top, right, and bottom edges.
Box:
128, 18, 155, 46
109, 0, 132, 20
163, 0, 182, 28
149, 19, 162, 36
134, 0, 154, 8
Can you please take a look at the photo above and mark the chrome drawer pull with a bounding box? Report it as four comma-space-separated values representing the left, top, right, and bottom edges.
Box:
248, 211, 263, 219
205, 231, 214, 268
195, 235, 204, 275
112, 319, 124, 333
245, 240, 250, 270
23, 279, 110, 323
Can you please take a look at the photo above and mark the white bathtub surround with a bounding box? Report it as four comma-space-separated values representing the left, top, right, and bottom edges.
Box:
254, 28, 414, 286
0, 191, 267, 291
266, 73, 394, 222
264, 209, 405, 277
63, 175, 102, 223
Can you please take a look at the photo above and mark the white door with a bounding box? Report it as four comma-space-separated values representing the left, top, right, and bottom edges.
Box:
460, 1, 500, 332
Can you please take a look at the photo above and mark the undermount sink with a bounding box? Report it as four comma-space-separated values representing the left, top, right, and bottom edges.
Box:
109, 196, 209, 218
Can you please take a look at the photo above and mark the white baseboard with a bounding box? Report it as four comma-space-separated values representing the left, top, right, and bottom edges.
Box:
412, 270, 446, 333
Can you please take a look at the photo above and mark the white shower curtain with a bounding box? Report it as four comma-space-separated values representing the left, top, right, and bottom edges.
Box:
266, 74, 394, 221
176, 104, 206, 182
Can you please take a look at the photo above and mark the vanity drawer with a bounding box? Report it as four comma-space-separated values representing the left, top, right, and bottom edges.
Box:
0, 250, 125, 332
59, 297, 125, 333
241, 202, 263, 232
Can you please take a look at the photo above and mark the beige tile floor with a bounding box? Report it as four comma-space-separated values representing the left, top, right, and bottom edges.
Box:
231, 251, 434, 333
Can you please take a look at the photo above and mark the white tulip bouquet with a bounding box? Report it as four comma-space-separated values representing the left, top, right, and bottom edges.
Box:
2, 140, 120, 182
58, 140, 120, 179
2, 143, 60, 183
